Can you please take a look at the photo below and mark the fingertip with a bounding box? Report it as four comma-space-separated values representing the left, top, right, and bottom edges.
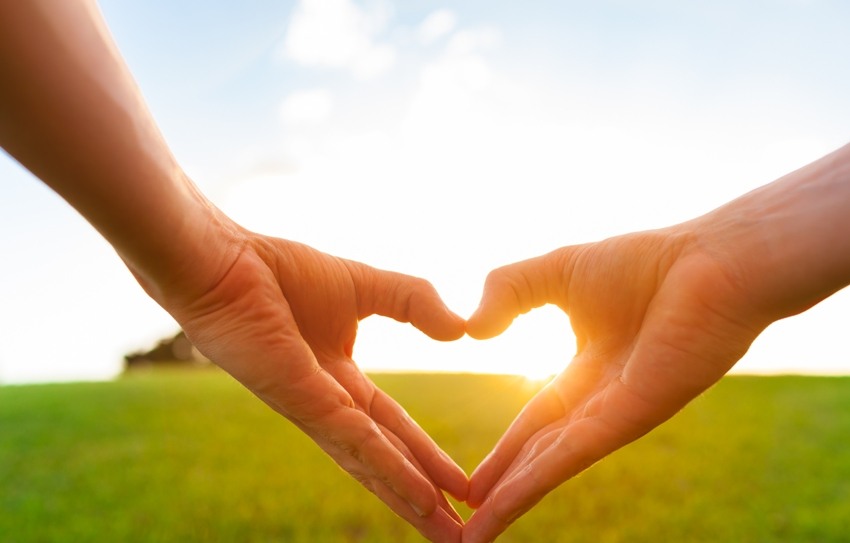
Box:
434, 453, 470, 502
465, 464, 494, 509
407, 481, 439, 518
348, 264, 464, 341
373, 478, 462, 543
465, 490, 485, 510
471, 249, 571, 341
408, 284, 467, 341
465, 262, 540, 340
462, 501, 509, 543
421, 445, 469, 502
447, 472, 470, 503
465, 495, 485, 510
427, 506, 465, 543
465, 307, 511, 340
429, 307, 467, 342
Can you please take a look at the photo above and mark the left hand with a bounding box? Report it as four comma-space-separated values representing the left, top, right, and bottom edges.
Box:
145, 231, 469, 542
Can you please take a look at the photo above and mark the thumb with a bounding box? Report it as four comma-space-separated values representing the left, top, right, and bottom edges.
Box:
466, 251, 566, 340
346, 261, 465, 341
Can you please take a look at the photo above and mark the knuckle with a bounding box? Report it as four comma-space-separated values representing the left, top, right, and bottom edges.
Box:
352, 424, 384, 463
485, 267, 510, 288
381, 457, 409, 488
410, 275, 435, 292
490, 492, 519, 525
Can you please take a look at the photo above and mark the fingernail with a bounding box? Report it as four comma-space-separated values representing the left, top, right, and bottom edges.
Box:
410, 502, 427, 518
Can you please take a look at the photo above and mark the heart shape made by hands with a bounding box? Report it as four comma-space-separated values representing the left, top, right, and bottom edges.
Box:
172, 231, 759, 543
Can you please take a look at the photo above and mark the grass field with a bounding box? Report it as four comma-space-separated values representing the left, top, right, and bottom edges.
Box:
2, 369, 850, 542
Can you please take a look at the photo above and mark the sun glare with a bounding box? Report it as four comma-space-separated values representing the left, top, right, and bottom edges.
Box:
495, 305, 572, 380
521, 366, 558, 383
353, 303, 574, 377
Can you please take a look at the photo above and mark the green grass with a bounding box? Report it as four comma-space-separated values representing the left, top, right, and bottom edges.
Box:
2, 369, 850, 542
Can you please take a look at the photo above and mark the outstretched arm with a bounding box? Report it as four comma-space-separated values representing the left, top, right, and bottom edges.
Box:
0, 2, 467, 541
462, 142, 850, 543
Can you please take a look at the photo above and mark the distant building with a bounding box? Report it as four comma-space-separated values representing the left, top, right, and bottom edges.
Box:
124, 330, 209, 369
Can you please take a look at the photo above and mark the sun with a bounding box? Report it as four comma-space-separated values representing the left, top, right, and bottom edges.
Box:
510, 349, 562, 383
520, 365, 559, 383
481, 305, 573, 381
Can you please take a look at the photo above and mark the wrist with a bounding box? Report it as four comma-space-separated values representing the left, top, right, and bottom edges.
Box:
122, 174, 248, 308
693, 143, 850, 324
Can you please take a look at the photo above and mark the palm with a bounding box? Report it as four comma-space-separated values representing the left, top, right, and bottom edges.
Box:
160, 235, 467, 542
463, 229, 765, 542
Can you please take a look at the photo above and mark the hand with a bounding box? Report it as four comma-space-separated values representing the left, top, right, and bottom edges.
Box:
149, 231, 468, 542
462, 227, 770, 542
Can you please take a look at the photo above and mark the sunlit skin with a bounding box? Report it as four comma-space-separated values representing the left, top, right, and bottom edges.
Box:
153, 232, 469, 542
0, 2, 467, 541
4, 1, 850, 542
462, 143, 850, 543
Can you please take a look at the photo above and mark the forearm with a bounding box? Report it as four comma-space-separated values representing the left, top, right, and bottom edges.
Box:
693, 142, 850, 323
0, 0, 241, 299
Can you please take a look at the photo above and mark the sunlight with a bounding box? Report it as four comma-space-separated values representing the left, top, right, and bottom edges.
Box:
520, 366, 558, 383
493, 306, 572, 380
5, 1, 848, 385
354, 303, 574, 378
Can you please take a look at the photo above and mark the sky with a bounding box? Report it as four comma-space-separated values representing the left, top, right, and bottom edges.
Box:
1, 0, 849, 384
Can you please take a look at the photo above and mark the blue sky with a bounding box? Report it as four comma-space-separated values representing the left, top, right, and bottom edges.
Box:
2, 0, 849, 383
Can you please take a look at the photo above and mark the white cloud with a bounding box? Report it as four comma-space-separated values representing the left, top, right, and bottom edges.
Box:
401, 26, 502, 124
445, 26, 501, 55
279, 88, 334, 125
403, 25, 502, 154
350, 43, 396, 79
418, 9, 458, 45
419, 51, 493, 96
281, 0, 396, 79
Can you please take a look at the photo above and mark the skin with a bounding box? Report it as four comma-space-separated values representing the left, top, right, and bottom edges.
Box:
0, 1, 467, 541
3, 2, 849, 542
462, 142, 850, 542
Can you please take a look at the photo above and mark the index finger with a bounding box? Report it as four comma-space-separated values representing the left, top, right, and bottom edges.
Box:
466, 348, 611, 508
464, 377, 654, 543
294, 416, 464, 543
304, 386, 441, 518
466, 382, 564, 508
369, 386, 470, 501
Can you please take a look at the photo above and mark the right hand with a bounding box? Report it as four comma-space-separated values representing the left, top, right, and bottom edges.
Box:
462, 226, 771, 542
